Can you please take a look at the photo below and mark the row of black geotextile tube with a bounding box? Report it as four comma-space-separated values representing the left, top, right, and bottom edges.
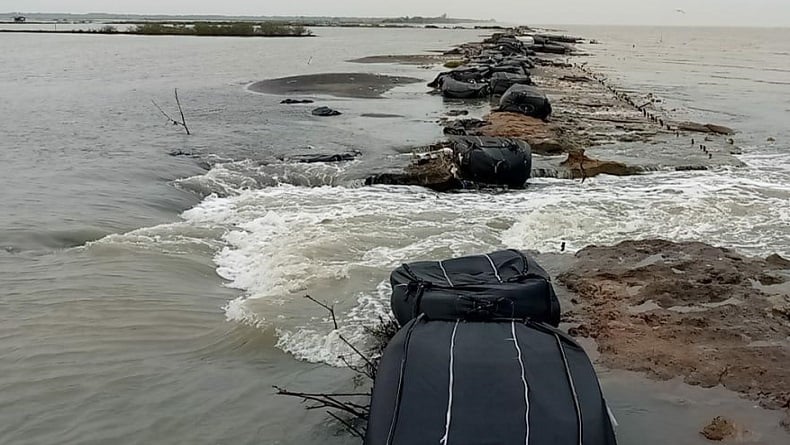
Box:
364, 250, 618, 445
429, 35, 553, 121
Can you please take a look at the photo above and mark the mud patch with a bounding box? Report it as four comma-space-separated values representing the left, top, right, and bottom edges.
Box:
248, 73, 422, 99
558, 240, 790, 412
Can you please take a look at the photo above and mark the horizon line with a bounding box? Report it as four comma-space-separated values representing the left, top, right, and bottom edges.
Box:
2, 12, 789, 29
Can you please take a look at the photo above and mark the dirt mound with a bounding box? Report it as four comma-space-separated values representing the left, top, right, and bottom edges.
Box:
559, 240, 790, 411
480, 112, 569, 154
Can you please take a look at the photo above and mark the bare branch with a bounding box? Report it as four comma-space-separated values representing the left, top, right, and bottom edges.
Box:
152, 90, 190, 135
304, 295, 338, 330
174, 88, 191, 135
327, 411, 365, 438
339, 335, 377, 376
274, 386, 368, 420
339, 355, 375, 381
152, 99, 179, 124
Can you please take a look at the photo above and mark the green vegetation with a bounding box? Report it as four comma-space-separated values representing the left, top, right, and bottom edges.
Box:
131, 21, 312, 37
443, 60, 466, 69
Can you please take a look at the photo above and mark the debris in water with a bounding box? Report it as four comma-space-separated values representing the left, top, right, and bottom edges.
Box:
701, 416, 737, 441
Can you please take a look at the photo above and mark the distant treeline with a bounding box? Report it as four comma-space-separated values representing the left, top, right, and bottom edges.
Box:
381, 15, 492, 24
42, 21, 311, 37
129, 22, 312, 36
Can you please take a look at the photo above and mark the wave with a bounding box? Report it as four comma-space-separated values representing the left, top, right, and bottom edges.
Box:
169, 167, 790, 365
173, 159, 360, 197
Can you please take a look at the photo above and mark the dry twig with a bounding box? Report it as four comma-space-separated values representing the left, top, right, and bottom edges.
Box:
152, 88, 190, 135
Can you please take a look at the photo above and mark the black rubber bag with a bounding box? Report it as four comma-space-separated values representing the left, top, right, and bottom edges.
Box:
490, 63, 528, 77
441, 78, 490, 99
390, 249, 558, 326
365, 319, 618, 445
491, 72, 533, 96
452, 136, 532, 187
428, 66, 490, 89
499, 84, 553, 120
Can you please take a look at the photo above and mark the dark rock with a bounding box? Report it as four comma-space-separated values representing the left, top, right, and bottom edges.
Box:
286, 151, 361, 163
312, 106, 342, 117
445, 109, 470, 117
443, 118, 487, 136
280, 98, 314, 104
766, 253, 790, 269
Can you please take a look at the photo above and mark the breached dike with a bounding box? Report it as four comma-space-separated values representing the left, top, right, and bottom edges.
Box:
366, 137, 533, 191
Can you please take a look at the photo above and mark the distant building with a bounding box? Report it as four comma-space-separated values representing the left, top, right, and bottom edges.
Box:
13, 16, 26, 23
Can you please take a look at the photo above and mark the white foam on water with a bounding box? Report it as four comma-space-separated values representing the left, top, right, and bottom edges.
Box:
166, 157, 790, 365
85, 222, 224, 255
275, 282, 393, 366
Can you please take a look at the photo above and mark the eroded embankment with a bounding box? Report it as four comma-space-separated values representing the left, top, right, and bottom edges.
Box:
557, 240, 790, 417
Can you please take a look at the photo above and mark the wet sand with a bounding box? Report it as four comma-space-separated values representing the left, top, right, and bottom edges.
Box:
248, 73, 422, 99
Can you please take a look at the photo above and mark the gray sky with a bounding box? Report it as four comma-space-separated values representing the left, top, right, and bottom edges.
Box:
2, 0, 789, 27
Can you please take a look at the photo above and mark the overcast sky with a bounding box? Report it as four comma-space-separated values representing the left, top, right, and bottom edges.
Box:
2, 0, 789, 27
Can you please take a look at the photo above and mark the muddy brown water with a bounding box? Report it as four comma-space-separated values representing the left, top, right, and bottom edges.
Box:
1, 26, 789, 444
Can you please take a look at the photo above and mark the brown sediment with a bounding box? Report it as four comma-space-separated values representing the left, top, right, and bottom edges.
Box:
248, 73, 421, 99
701, 417, 739, 441
559, 149, 640, 178
557, 239, 790, 412
478, 113, 570, 154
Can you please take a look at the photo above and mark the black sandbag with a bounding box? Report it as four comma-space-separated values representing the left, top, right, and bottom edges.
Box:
451, 136, 532, 187
450, 66, 491, 83
499, 84, 553, 120
365, 319, 618, 445
501, 55, 535, 69
490, 63, 528, 77
428, 66, 491, 89
533, 43, 571, 54
442, 118, 487, 136
390, 249, 557, 326
491, 72, 533, 96
441, 78, 489, 99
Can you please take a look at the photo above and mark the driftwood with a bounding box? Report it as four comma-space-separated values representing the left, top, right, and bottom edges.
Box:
152, 88, 191, 135
275, 295, 398, 438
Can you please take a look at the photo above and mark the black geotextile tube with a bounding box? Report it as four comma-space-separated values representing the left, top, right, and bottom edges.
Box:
364, 319, 618, 445
453, 137, 532, 187
499, 84, 553, 120
390, 249, 559, 326
440, 77, 490, 99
